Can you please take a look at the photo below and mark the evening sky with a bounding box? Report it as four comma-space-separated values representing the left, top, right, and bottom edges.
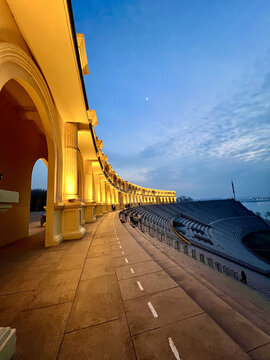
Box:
32, 0, 270, 199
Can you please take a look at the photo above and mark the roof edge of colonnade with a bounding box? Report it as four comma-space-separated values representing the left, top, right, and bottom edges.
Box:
67, 0, 176, 202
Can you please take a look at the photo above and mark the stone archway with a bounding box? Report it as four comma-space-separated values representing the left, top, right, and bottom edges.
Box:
0, 43, 63, 247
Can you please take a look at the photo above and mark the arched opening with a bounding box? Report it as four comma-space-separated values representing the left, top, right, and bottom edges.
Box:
29, 159, 48, 239
0, 43, 64, 247
0, 79, 49, 247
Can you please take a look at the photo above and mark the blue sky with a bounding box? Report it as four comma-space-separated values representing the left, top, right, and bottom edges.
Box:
32, 0, 270, 199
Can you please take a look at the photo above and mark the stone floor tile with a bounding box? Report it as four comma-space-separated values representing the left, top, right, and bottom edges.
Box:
28, 269, 81, 309
87, 245, 111, 258
91, 239, 109, 246
56, 252, 86, 271
0, 291, 34, 325
13, 302, 71, 360
0, 274, 40, 296
66, 274, 124, 332
59, 316, 136, 360
124, 287, 203, 335
114, 253, 152, 268
116, 260, 163, 280
119, 271, 178, 300
31, 250, 67, 267
248, 342, 270, 360
81, 255, 114, 281
133, 313, 250, 360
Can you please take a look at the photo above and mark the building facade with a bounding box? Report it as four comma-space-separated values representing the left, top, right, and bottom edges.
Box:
0, 0, 176, 247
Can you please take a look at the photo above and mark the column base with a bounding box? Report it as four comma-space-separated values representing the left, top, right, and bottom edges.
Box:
95, 204, 103, 217
63, 228, 86, 240
45, 233, 64, 247
62, 202, 86, 240
45, 203, 64, 248
102, 204, 108, 213
107, 204, 112, 212
85, 203, 96, 223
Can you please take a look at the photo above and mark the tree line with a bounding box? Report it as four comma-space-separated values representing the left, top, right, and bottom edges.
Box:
30, 189, 46, 212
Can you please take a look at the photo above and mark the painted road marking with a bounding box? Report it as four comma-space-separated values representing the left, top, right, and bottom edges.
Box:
119, 245, 122, 249
137, 281, 144, 291
125, 258, 129, 263
130, 268, 135, 274
118, 241, 120, 245
168, 337, 181, 360
121, 251, 125, 255
147, 302, 158, 318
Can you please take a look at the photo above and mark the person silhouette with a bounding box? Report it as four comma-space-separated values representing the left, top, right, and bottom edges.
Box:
240, 270, 247, 284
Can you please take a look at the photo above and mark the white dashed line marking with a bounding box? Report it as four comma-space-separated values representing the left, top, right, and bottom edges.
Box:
125, 258, 129, 263
118, 241, 120, 245
168, 337, 181, 360
121, 251, 125, 255
119, 245, 122, 249
130, 268, 135, 274
137, 281, 144, 291
147, 302, 158, 318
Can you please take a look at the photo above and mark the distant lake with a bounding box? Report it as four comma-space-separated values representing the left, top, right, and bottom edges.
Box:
241, 201, 270, 217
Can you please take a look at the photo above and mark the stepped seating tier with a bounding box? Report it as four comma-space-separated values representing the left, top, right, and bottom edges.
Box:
124, 200, 270, 274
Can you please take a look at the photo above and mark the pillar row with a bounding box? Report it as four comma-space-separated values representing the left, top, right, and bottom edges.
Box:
62, 122, 85, 240
84, 160, 96, 223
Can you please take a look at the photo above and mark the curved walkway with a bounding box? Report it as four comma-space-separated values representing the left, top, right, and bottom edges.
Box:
0, 212, 269, 359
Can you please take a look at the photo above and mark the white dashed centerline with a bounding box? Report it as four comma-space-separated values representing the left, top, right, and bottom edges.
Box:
130, 268, 135, 274
119, 245, 122, 249
125, 258, 129, 263
121, 251, 125, 255
168, 337, 181, 360
137, 281, 144, 291
147, 301, 158, 318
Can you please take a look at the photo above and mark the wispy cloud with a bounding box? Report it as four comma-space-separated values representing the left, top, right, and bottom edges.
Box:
138, 65, 270, 164
115, 167, 149, 184
106, 58, 270, 197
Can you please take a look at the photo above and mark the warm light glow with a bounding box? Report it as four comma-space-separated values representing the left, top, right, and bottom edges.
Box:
65, 175, 76, 196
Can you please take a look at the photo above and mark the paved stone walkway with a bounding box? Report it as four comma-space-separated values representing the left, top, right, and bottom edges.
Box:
0, 212, 269, 359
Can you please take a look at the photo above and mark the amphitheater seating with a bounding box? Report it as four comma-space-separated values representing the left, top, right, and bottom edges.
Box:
123, 199, 270, 274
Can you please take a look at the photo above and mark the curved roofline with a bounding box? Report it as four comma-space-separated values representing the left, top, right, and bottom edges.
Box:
65, 0, 176, 199
66, 0, 89, 110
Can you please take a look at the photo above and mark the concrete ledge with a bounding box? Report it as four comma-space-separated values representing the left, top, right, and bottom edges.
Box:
0, 189, 19, 213
0, 327, 16, 360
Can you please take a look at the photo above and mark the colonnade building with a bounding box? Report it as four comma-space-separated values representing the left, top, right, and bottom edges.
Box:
0, 0, 176, 247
